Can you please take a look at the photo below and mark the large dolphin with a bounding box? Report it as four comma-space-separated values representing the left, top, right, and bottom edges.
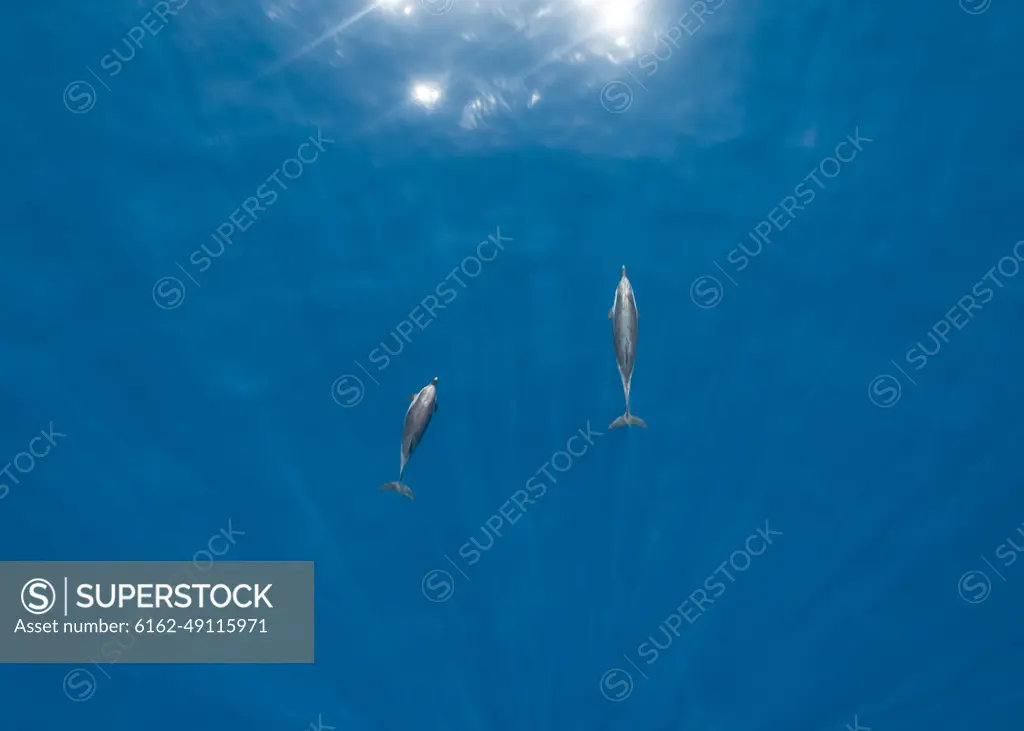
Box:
381, 377, 439, 500
608, 266, 647, 429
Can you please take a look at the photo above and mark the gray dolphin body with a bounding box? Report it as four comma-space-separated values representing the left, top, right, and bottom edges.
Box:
608, 266, 647, 429
381, 377, 439, 500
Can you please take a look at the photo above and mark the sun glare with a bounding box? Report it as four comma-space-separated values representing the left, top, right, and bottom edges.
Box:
411, 82, 444, 108
577, 0, 640, 33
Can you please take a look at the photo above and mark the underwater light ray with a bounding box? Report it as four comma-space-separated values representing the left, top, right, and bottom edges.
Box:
254, 3, 379, 81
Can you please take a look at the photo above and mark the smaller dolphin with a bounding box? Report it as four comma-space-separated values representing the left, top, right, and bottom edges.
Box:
381, 377, 439, 500
608, 266, 647, 429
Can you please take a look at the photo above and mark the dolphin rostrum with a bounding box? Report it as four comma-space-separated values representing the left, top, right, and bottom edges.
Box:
608, 266, 647, 429
381, 376, 439, 500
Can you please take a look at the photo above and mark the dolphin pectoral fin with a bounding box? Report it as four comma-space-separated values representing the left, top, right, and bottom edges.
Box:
607, 308, 613, 320
408, 394, 416, 401
381, 481, 414, 500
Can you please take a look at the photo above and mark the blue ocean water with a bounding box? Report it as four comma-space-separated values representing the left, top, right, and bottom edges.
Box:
2, 0, 1024, 728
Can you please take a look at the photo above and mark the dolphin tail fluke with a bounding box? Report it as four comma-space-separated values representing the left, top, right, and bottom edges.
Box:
609, 413, 647, 429
381, 481, 414, 500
